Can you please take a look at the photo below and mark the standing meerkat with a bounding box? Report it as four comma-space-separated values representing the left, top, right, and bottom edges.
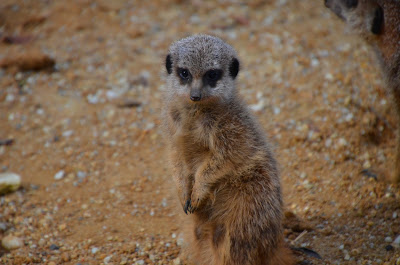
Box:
162, 34, 293, 265
325, 0, 400, 183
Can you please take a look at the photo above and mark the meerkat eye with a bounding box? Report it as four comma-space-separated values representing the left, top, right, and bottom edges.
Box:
203, 69, 223, 88
178, 68, 191, 80
205, 69, 222, 81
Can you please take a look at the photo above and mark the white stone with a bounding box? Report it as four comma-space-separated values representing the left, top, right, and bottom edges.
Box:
103, 255, 112, 264
338, 138, 347, 147
273, 107, 281, 115
62, 130, 74, 137
38, 238, 46, 246
54, 170, 65, 180
91, 247, 99, 254
0, 173, 21, 195
249, 100, 265, 112
1, 235, 23, 250
325, 73, 334, 81
393, 235, 400, 248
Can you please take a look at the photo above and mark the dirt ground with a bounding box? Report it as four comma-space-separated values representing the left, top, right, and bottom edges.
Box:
0, 0, 399, 264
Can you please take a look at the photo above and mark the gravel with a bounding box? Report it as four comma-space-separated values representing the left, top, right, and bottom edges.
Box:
0, 1, 399, 264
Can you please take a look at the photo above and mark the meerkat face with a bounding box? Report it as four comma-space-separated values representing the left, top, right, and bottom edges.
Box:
165, 35, 240, 104
325, 0, 384, 35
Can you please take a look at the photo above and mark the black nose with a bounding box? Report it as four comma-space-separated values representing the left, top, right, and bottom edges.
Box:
190, 96, 201, 101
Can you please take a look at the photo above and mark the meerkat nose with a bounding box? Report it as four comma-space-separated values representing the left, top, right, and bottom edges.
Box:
190, 96, 201, 101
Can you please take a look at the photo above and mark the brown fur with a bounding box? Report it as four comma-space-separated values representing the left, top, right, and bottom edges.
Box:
162, 35, 294, 265
325, 0, 400, 183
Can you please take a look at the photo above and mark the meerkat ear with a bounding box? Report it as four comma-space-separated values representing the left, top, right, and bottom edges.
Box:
371, 5, 384, 34
166, 54, 172, 74
229, 58, 239, 79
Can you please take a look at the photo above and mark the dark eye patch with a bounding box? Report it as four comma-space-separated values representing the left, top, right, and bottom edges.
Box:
371, 6, 384, 35
177, 68, 192, 84
343, 0, 358, 9
203, 69, 223, 88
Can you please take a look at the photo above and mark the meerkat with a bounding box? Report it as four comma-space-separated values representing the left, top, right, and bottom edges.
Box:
325, 0, 400, 183
162, 34, 293, 265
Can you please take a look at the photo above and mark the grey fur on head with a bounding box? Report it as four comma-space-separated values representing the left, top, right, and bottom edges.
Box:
165, 34, 240, 104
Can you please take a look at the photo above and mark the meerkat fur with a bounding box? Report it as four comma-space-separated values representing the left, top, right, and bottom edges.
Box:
162, 34, 294, 265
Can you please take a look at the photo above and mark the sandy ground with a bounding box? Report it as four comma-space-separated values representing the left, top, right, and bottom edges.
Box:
0, 0, 399, 264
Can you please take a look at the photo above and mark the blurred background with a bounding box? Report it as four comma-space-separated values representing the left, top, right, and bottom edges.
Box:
0, 0, 399, 264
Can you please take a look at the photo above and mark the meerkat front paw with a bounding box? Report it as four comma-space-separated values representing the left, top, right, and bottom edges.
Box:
183, 198, 194, 214
180, 190, 194, 214
190, 182, 207, 212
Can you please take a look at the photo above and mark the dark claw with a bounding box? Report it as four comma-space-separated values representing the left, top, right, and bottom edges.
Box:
184, 199, 192, 215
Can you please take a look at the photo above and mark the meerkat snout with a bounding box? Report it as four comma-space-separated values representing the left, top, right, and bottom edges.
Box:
190, 90, 201, 101
189, 79, 203, 102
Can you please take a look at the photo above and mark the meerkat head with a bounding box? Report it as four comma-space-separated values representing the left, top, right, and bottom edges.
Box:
165, 34, 240, 104
325, 0, 384, 37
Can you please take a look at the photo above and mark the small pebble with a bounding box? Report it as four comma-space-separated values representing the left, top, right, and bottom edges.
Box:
337, 138, 347, 147
54, 170, 65, 180
49, 244, 60, 250
0, 172, 21, 195
58, 223, 67, 231
1, 235, 24, 250
77, 171, 86, 179
249, 101, 265, 112
325, 73, 334, 81
91, 247, 99, 254
385, 236, 393, 243
61, 253, 70, 262
38, 238, 45, 246
104, 255, 112, 263
62, 130, 74, 137
0, 222, 8, 232
385, 245, 394, 251
393, 235, 400, 247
